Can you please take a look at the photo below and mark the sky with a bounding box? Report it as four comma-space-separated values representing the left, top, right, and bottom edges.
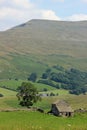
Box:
0, 0, 87, 31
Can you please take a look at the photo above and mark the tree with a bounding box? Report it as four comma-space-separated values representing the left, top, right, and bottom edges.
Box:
43, 88, 48, 91
42, 73, 48, 79
17, 82, 41, 108
42, 68, 51, 79
28, 73, 37, 82
50, 92, 55, 96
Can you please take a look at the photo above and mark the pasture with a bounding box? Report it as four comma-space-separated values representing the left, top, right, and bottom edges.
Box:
0, 80, 87, 130
0, 111, 87, 130
0, 79, 56, 91
0, 85, 87, 111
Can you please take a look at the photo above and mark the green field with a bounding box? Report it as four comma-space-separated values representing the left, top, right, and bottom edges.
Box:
0, 84, 87, 111
0, 87, 16, 97
0, 81, 87, 130
0, 111, 87, 130
0, 79, 56, 91
0, 87, 19, 109
0, 84, 68, 110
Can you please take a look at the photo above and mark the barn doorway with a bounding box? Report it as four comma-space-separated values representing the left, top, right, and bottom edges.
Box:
66, 112, 71, 117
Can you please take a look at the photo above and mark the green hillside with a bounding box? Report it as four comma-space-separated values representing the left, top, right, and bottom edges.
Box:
0, 79, 56, 91
0, 19, 87, 78
0, 84, 87, 110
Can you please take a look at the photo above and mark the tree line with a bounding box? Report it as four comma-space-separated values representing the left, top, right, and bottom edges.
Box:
28, 67, 87, 95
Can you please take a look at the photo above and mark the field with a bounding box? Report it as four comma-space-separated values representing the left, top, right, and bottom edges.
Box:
0, 79, 56, 91
0, 80, 87, 130
0, 80, 87, 111
0, 82, 68, 111
0, 111, 87, 130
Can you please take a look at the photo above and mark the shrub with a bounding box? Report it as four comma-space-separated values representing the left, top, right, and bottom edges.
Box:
0, 93, 4, 97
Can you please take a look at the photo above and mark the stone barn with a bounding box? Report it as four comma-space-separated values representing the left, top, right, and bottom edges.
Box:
51, 100, 74, 117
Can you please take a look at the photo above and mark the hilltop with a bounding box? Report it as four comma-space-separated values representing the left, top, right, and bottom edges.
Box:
0, 19, 87, 78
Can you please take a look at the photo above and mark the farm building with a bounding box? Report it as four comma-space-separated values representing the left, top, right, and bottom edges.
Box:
51, 100, 74, 117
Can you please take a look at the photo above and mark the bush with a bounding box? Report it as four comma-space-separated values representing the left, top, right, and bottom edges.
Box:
28, 73, 37, 82
50, 92, 55, 96
0, 93, 4, 97
43, 88, 48, 91
37, 79, 56, 88
42, 73, 48, 79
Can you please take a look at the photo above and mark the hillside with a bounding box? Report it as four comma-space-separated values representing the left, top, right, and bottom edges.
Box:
0, 19, 87, 78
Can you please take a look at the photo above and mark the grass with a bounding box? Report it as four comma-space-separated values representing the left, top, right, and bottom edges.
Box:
0, 80, 23, 90
40, 89, 69, 95
0, 79, 87, 112
0, 80, 63, 110
0, 87, 18, 109
0, 87, 16, 97
0, 83, 87, 111
1, 53, 87, 79
0, 111, 87, 130
0, 79, 56, 91
0, 84, 87, 130
66, 94, 87, 110
0, 54, 48, 79
0, 85, 66, 110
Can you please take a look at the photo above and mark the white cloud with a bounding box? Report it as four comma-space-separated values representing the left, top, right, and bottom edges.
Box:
11, 0, 34, 9
1, 0, 87, 31
0, 0, 61, 31
66, 14, 87, 21
0, 0, 5, 4
81, 0, 87, 3
41, 10, 61, 20
52, 0, 64, 2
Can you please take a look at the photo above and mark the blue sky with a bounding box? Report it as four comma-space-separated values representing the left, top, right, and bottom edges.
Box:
0, 0, 87, 30
33, 0, 84, 16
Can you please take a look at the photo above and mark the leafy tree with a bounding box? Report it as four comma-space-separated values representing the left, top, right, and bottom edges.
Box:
42, 68, 51, 79
40, 67, 87, 95
28, 73, 37, 82
50, 72, 69, 84
42, 73, 48, 79
55, 84, 60, 89
37, 79, 56, 87
53, 65, 64, 71
46, 68, 51, 73
50, 92, 55, 96
17, 82, 41, 108
43, 88, 48, 91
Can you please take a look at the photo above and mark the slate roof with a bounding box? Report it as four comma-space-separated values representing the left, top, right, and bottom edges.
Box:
52, 100, 74, 113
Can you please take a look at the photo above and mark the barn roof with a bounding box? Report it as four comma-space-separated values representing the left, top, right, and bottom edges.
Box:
52, 100, 74, 112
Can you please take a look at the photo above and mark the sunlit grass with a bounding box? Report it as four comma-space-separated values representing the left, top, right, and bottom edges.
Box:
0, 111, 87, 130
0, 80, 56, 91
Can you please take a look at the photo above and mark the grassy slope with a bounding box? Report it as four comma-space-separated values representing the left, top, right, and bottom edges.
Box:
0, 80, 57, 110
0, 87, 17, 109
0, 82, 87, 111
0, 87, 16, 97
0, 79, 56, 91
0, 20, 87, 78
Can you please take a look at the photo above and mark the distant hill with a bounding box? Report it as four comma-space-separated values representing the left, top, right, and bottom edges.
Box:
0, 19, 87, 79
